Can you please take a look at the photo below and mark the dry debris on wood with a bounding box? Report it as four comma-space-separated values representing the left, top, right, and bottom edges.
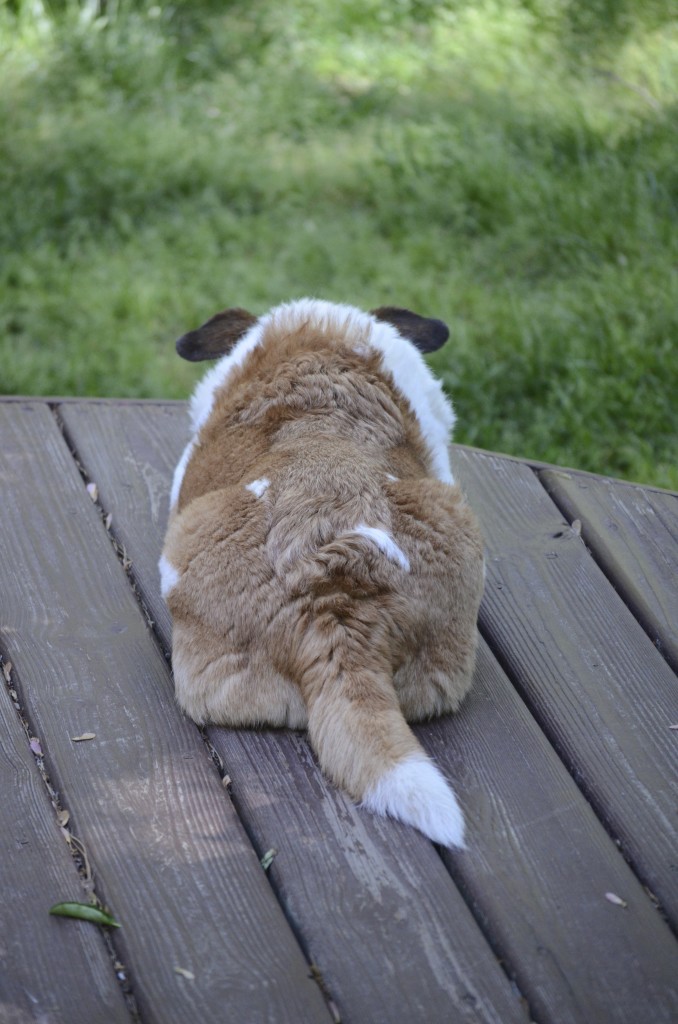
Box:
605, 892, 628, 908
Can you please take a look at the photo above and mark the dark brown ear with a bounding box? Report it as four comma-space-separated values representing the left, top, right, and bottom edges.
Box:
176, 308, 258, 362
371, 306, 449, 354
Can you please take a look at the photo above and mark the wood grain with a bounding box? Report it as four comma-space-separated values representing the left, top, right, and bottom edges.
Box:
208, 727, 527, 1024
0, 661, 131, 1024
540, 468, 678, 671
452, 447, 678, 929
61, 400, 678, 1024
0, 403, 331, 1024
59, 401, 184, 644
59, 399, 528, 1024
420, 641, 678, 1024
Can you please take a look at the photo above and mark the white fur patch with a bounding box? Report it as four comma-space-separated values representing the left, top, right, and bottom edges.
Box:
189, 320, 266, 434
363, 754, 466, 848
169, 439, 196, 511
385, 473, 399, 482
158, 554, 180, 598
246, 477, 270, 498
350, 523, 410, 571
366, 318, 455, 484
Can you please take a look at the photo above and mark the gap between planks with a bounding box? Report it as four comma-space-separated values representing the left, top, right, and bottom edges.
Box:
537, 467, 678, 675
473, 459, 677, 936
527, 462, 676, 931
51, 403, 342, 1022
0, 642, 143, 1022
474, 611, 675, 936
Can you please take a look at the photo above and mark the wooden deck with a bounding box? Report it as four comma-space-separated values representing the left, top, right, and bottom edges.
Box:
1, 397, 677, 1024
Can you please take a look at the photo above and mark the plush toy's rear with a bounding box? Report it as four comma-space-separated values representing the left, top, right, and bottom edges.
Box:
160, 300, 484, 847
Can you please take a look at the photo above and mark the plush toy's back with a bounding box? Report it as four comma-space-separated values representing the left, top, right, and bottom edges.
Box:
160, 300, 484, 847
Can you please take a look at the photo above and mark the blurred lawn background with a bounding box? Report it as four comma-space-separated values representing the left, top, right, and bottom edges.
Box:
1, 0, 676, 488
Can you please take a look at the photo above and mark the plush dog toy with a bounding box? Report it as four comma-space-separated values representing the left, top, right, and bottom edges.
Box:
160, 299, 484, 847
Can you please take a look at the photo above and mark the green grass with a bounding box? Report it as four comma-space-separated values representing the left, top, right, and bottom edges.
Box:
1, 0, 677, 488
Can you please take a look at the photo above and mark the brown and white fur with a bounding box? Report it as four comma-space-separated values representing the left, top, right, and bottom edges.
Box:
160, 299, 484, 847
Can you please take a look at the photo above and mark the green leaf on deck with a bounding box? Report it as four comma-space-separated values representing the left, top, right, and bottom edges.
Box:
260, 848, 277, 871
49, 901, 121, 927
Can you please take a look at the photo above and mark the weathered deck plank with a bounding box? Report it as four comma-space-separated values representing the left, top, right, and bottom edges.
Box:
60, 400, 678, 1024
208, 728, 526, 1024
0, 661, 131, 1024
422, 641, 678, 1024
539, 468, 678, 671
0, 403, 331, 1024
452, 447, 678, 929
58, 401, 181, 644
59, 396, 528, 1023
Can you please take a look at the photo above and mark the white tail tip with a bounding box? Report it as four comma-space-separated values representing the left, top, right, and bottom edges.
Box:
362, 755, 466, 849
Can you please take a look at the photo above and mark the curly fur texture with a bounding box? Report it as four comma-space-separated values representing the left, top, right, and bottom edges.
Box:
161, 299, 484, 847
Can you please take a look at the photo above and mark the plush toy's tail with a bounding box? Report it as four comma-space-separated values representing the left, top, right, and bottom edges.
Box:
296, 632, 466, 849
